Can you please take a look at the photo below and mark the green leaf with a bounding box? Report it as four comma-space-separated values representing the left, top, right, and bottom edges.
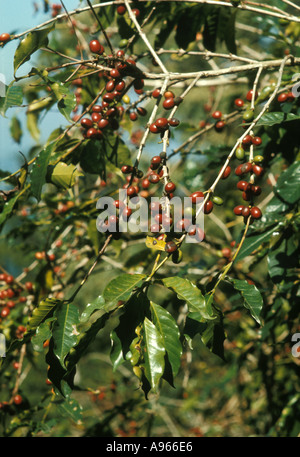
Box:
30, 140, 57, 200
268, 229, 298, 284
162, 277, 215, 320
256, 112, 300, 127
235, 224, 280, 261
14, 25, 54, 76
103, 273, 146, 313
78, 139, 106, 175
274, 161, 300, 204
52, 303, 80, 368
80, 295, 106, 323
150, 302, 182, 379
50, 81, 77, 122
141, 317, 165, 393
0, 85, 23, 117
0, 192, 24, 228
27, 112, 40, 142
50, 162, 83, 189
9, 116, 22, 143
27, 298, 62, 332
175, 6, 203, 49
54, 397, 83, 424
230, 279, 263, 325
31, 318, 54, 352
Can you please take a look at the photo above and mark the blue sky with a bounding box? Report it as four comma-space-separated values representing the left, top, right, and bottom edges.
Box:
0, 0, 80, 175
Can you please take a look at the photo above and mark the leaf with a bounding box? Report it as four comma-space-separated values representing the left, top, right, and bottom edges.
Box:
80, 295, 106, 323
103, 274, 146, 313
162, 277, 215, 320
256, 112, 300, 126
274, 161, 300, 204
0, 192, 24, 228
150, 302, 182, 379
230, 279, 263, 325
14, 25, 54, 76
30, 140, 57, 200
235, 224, 280, 261
9, 116, 22, 143
54, 397, 83, 424
50, 82, 77, 122
79, 139, 106, 175
268, 229, 298, 284
0, 85, 23, 117
27, 298, 62, 332
52, 303, 80, 368
31, 318, 54, 352
50, 162, 83, 189
27, 112, 40, 142
141, 317, 165, 393
175, 6, 204, 49
203, 6, 236, 53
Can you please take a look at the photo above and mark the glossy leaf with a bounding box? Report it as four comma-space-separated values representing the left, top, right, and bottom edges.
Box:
30, 140, 57, 200
274, 161, 300, 204
150, 302, 182, 378
14, 25, 54, 76
0, 85, 23, 117
141, 317, 165, 393
162, 276, 215, 320
230, 279, 263, 325
52, 302, 80, 368
80, 295, 106, 323
235, 224, 280, 261
103, 273, 146, 313
27, 298, 62, 331
257, 112, 300, 127
50, 162, 83, 189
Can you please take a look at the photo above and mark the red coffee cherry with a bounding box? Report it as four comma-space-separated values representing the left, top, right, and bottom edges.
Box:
121, 165, 133, 174
127, 186, 137, 197
277, 93, 289, 103
246, 89, 258, 101
129, 112, 138, 121
142, 179, 150, 190
250, 206, 262, 219
165, 241, 178, 253
252, 164, 264, 177
168, 118, 180, 127
13, 395, 23, 406
152, 88, 161, 99
234, 98, 244, 108
190, 191, 204, 203
7, 300, 16, 309
212, 110, 222, 119
5, 275, 14, 284
204, 200, 213, 214
98, 118, 109, 129
149, 173, 160, 184
81, 118, 93, 129
241, 206, 251, 217
1, 307, 10, 318
252, 136, 262, 146
149, 123, 160, 134
89, 39, 104, 54
155, 118, 168, 129
253, 185, 262, 196
0, 33, 11, 44
237, 180, 249, 191
163, 98, 175, 110
215, 120, 226, 131
91, 112, 101, 123
242, 134, 253, 145
116, 5, 126, 15
221, 165, 231, 179
92, 105, 102, 113
122, 207, 132, 221
137, 107, 147, 117
234, 205, 245, 216
165, 182, 176, 193
221, 247, 232, 258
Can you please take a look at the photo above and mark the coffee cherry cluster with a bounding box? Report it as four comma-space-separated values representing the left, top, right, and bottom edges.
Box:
234, 159, 263, 223
0, 274, 34, 321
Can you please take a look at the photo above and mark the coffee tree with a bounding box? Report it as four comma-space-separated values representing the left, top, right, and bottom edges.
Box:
0, 0, 299, 437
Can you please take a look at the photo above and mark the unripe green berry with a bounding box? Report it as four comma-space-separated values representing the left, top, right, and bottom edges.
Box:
212, 196, 224, 206
235, 146, 245, 160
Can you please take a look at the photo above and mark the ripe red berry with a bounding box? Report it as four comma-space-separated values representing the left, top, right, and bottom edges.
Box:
237, 180, 249, 191
215, 120, 226, 131
98, 118, 109, 129
5, 275, 14, 284
0, 33, 11, 43
116, 5, 126, 15
234, 98, 244, 108
165, 241, 178, 253
155, 118, 168, 129
165, 182, 176, 193
129, 112, 138, 121
149, 173, 160, 184
221, 165, 231, 179
242, 134, 253, 145
1, 307, 10, 318
190, 191, 204, 203
242, 206, 251, 217
253, 164, 264, 177
149, 123, 160, 134
212, 110, 222, 119
277, 93, 288, 103
152, 88, 161, 99
81, 118, 93, 129
246, 89, 258, 101
127, 186, 137, 197
132, 8, 140, 17
163, 98, 175, 110
168, 118, 180, 127
252, 136, 262, 146
89, 39, 104, 54
142, 178, 150, 189
221, 247, 232, 258
250, 206, 262, 219
121, 165, 133, 174
13, 395, 23, 406
234, 205, 245, 216
204, 200, 213, 214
